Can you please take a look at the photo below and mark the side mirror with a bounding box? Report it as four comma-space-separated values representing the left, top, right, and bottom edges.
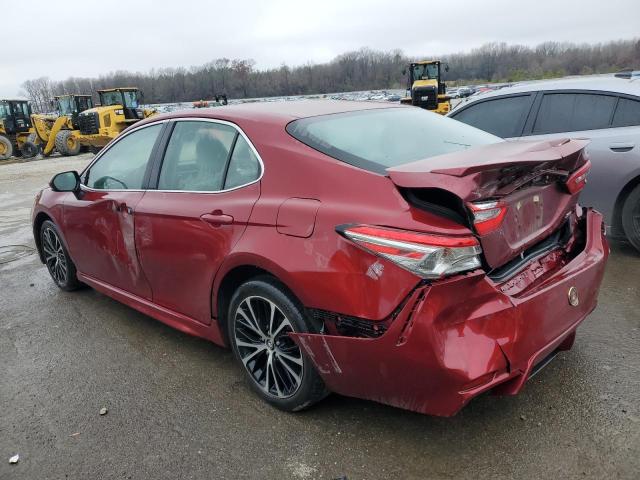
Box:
401, 69, 407, 76
49, 100, 55, 109
50, 171, 80, 192
445, 64, 450, 72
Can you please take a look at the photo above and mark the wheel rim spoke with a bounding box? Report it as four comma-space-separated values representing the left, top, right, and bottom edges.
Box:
234, 296, 304, 399
237, 308, 264, 338
240, 345, 267, 366
277, 350, 303, 366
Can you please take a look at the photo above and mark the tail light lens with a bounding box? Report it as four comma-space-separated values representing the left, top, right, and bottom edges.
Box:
467, 201, 507, 235
565, 160, 591, 194
338, 225, 482, 279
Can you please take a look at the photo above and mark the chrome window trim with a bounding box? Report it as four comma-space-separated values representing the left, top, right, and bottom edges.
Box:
81, 117, 264, 195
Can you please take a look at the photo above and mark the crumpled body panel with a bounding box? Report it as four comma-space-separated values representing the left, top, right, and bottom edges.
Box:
292, 210, 608, 416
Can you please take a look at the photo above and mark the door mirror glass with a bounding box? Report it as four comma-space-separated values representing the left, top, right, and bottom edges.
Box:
50, 171, 80, 192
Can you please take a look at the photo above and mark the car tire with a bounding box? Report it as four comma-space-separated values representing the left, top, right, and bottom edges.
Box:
622, 185, 640, 252
228, 276, 328, 411
622, 185, 640, 251
40, 220, 81, 291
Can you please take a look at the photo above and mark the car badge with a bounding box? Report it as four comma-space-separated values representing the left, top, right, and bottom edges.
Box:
568, 286, 579, 307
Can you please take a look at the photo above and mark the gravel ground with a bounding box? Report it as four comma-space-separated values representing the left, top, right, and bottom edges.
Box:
1, 154, 639, 480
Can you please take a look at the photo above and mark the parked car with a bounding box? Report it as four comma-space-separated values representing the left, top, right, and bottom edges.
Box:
33, 101, 608, 416
457, 86, 475, 97
446, 87, 460, 99
448, 76, 640, 251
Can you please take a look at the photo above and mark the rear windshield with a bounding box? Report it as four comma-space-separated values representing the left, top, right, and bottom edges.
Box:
286, 107, 501, 174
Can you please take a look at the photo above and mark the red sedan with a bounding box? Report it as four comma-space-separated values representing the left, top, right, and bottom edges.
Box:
32, 101, 608, 416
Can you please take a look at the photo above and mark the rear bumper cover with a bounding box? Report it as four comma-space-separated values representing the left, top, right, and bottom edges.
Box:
292, 209, 608, 416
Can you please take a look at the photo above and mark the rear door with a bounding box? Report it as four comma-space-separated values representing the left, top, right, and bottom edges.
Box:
64, 122, 164, 298
449, 93, 536, 138
521, 91, 640, 220
134, 119, 262, 324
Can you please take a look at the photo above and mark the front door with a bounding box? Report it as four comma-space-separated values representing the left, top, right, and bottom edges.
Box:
134, 120, 262, 324
63, 123, 164, 298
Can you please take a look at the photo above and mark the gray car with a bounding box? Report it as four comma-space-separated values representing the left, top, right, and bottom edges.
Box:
448, 75, 640, 251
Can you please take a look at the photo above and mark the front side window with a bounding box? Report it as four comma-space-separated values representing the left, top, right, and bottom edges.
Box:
58, 97, 74, 115
0, 102, 9, 119
158, 121, 236, 191
452, 95, 532, 138
532, 93, 616, 134
612, 97, 640, 127
77, 96, 93, 112
122, 91, 139, 108
287, 107, 500, 174
85, 124, 162, 190
100, 91, 121, 106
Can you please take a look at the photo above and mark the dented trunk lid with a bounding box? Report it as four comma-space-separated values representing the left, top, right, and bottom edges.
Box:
387, 138, 590, 268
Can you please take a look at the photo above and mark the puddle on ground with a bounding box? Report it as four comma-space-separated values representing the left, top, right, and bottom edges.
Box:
0, 245, 36, 264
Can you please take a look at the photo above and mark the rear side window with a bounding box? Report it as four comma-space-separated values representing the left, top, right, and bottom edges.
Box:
158, 121, 236, 191
452, 95, 532, 138
612, 97, 640, 127
532, 93, 616, 134
287, 107, 500, 174
224, 135, 261, 189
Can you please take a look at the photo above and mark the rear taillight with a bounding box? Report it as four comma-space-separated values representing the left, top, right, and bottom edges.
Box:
565, 160, 591, 194
337, 225, 482, 279
467, 201, 508, 235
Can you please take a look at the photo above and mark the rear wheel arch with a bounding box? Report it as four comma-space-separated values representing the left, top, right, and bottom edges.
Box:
612, 174, 640, 238
214, 262, 307, 346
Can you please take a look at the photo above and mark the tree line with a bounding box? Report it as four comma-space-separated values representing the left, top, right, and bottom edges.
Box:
21, 38, 640, 112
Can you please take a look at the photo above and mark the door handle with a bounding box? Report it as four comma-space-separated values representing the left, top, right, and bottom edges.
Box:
200, 212, 234, 226
609, 143, 635, 152
115, 202, 133, 214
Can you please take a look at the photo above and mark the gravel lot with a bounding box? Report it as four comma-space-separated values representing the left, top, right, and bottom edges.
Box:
1, 154, 639, 479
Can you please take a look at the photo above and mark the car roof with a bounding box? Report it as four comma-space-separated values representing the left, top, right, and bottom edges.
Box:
461, 75, 640, 102
143, 100, 404, 126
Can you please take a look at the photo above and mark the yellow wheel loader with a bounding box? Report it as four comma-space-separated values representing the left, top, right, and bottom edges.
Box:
0, 99, 39, 160
73, 88, 156, 152
30, 94, 94, 157
400, 60, 451, 115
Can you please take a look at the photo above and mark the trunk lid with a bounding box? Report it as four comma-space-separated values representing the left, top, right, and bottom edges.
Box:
387, 138, 590, 268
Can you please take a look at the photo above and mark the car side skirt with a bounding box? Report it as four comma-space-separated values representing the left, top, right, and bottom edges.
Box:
77, 273, 226, 346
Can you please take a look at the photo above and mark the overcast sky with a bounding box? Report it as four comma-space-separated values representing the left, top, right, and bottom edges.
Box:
2, 0, 638, 97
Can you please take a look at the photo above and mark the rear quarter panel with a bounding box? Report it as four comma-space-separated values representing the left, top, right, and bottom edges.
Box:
214, 122, 475, 320
516, 126, 640, 223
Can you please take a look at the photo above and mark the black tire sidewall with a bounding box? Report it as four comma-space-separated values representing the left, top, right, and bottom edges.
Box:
40, 220, 80, 291
22, 141, 39, 158
622, 185, 640, 252
227, 278, 327, 411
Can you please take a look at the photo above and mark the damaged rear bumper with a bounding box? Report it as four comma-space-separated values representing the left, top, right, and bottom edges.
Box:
291, 209, 608, 416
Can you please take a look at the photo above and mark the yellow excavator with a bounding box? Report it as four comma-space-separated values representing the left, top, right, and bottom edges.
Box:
0, 99, 39, 160
400, 60, 451, 115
